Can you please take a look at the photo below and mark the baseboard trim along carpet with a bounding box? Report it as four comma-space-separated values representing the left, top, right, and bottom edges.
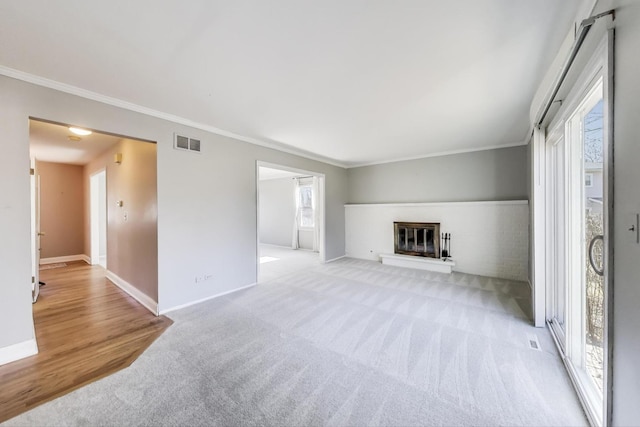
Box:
159, 282, 257, 315
106, 270, 158, 316
324, 255, 346, 263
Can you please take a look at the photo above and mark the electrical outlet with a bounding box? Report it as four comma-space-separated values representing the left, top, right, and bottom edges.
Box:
195, 274, 213, 284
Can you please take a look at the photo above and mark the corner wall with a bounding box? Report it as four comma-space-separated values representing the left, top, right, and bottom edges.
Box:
345, 145, 530, 281
0, 74, 348, 357
84, 139, 158, 302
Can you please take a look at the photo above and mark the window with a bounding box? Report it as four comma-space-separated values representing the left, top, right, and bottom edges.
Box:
585, 173, 593, 187
298, 183, 314, 228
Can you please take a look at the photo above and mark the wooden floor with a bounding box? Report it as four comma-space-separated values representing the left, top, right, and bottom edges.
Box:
0, 262, 173, 423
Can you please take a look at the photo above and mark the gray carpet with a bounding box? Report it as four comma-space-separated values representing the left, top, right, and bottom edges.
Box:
5, 258, 586, 426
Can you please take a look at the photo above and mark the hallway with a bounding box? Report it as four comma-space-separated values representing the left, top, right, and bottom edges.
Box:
0, 262, 172, 423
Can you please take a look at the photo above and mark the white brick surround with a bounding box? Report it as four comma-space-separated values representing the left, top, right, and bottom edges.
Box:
345, 201, 529, 281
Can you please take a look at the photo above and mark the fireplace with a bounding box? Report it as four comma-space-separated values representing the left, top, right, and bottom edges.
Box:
394, 222, 440, 258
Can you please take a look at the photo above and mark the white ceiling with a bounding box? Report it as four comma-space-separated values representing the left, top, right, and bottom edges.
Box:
1, 1, 583, 167
30, 120, 121, 165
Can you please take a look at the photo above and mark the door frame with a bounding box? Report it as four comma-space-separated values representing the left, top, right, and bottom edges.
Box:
90, 169, 107, 267
30, 158, 41, 303
255, 161, 326, 280
540, 32, 614, 427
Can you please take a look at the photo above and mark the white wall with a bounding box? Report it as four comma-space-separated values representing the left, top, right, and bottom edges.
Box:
0, 75, 347, 357
259, 177, 295, 247
605, 1, 640, 423
346, 201, 529, 282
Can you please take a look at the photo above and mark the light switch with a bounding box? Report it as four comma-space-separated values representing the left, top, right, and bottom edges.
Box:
626, 213, 639, 244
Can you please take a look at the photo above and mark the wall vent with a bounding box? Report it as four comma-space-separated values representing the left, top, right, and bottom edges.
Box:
174, 133, 202, 153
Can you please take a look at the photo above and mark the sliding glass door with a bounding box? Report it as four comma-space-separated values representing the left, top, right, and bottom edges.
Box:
547, 76, 608, 425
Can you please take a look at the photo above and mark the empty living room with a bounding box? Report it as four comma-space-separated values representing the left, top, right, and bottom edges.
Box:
1, 1, 639, 426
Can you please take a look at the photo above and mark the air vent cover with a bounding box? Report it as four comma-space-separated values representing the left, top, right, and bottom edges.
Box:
174, 133, 202, 153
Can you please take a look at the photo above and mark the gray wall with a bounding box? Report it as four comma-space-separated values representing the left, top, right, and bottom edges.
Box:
0, 74, 347, 353
607, 1, 640, 424
259, 177, 295, 247
347, 145, 528, 203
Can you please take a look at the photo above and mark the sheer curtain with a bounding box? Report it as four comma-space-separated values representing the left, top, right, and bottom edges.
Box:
291, 178, 300, 249
312, 176, 320, 252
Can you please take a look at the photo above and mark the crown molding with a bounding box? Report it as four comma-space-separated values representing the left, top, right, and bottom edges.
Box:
0, 66, 348, 168
344, 140, 529, 168
1, 66, 531, 170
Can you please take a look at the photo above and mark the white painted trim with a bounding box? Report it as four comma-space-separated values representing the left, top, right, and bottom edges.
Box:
90, 169, 106, 266
324, 255, 346, 264
256, 161, 328, 272
380, 253, 456, 274
105, 270, 158, 316
547, 321, 600, 427
260, 243, 295, 250
0, 66, 346, 168
0, 338, 38, 366
40, 254, 90, 265
532, 127, 547, 328
345, 200, 529, 208
159, 283, 257, 315
0, 67, 533, 170
346, 141, 528, 168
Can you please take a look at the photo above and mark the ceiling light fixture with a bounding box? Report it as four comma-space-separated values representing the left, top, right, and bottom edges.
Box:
69, 127, 92, 136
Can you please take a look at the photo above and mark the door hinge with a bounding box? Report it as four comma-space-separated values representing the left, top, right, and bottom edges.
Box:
32, 275, 35, 284
30, 168, 35, 176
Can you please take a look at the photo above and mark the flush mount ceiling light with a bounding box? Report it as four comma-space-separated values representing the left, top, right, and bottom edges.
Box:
69, 127, 92, 136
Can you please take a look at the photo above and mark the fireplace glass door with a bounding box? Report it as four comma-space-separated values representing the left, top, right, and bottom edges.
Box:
394, 222, 440, 258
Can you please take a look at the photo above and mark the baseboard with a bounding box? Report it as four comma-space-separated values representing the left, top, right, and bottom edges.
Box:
105, 270, 158, 316
260, 243, 294, 249
159, 282, 257, 315
40, 254, 90, 265
324, 255, 346, 264
0, 338, 38, 366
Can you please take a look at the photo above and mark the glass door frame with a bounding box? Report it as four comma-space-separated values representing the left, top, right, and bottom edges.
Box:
543, 31, 613, 427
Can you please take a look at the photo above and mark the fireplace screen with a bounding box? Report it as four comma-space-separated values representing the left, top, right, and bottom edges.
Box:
394, 222, 440, 258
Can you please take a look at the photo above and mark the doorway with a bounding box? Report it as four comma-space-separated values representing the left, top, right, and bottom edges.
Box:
256, 162, 325, 282
90, 170, 107, 268
544, 52, 611, 425
28, 118, 159, 314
